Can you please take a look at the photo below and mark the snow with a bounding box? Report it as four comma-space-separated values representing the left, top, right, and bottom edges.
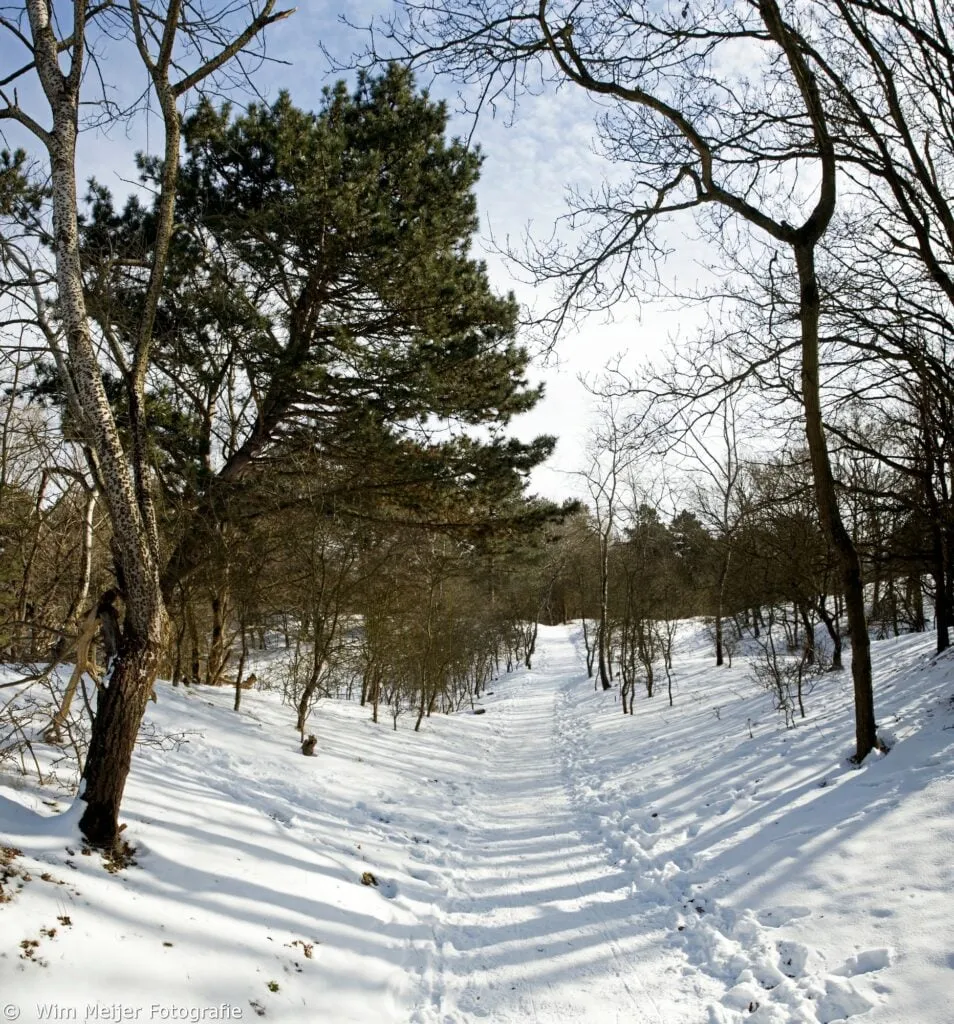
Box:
2, 622, 954, 1023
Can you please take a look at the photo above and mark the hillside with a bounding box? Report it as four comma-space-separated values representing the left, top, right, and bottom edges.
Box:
1, 623, 952, 1023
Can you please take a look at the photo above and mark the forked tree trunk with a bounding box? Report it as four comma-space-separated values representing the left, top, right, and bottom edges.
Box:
46, 605, 101, 742
33, 18, 168, 846
815, 596, 843, 670
24, 0, 284, 849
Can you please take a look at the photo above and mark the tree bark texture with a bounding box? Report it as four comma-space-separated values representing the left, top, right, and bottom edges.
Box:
79, 632, 164, 846
796, 245, 877, 759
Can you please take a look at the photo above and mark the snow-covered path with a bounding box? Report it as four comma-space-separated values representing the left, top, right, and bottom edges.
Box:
3, 621, 954, 1023
387, 624, 950, 1024
407, 629, 681, 1023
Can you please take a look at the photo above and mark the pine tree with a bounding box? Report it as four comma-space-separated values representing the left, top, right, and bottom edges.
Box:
56, 66, 555, 842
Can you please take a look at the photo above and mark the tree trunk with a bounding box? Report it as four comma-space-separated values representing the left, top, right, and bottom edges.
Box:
187, 603, 201, 686
796, 244, 876, 760
815, 595, 843, 670
414, 677, 427, 732
171, 594, 187, 687
580, 615, 596, 677
61, 489, 96, 637
38, 52, 168, 846
524, 619, 538, 669
925, 473, 950, 652
597, 530, 612, 690
16, 471, 49, 658
871, 571, 882, 635
25, 0, 283, 850
906, 574, 925, 633
233, 621, 248, 712
798, 602, 816, 665
295, 647, 325, 738
79, 630, 164, 847
205, 589, 230, 686
47, 605, 101, 741
714, 548, 731, 667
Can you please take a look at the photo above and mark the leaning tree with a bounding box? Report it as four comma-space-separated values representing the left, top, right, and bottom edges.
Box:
0, 0, 294, 846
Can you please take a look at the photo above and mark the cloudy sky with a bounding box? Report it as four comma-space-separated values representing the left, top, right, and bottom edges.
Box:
1, 2, 711, 501
289, 3, 711, 500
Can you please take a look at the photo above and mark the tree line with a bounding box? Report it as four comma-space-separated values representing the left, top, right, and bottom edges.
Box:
0, 3, 564, 848
557, 401, 932, 724
372, 0, 954, 764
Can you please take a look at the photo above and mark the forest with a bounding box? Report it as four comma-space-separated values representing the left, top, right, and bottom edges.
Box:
0, 0, 953, 865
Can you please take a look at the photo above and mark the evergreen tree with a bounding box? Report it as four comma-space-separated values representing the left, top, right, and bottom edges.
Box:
74, 66, 555, 594
15, 64, 556, 844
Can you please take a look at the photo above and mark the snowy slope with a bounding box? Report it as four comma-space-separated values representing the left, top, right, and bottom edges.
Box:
1, 623, 953, 1023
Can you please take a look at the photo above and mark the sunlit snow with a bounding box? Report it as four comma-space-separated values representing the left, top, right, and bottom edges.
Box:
2, 623, 952, 1023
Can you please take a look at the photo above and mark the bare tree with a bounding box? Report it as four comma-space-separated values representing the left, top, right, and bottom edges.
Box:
580, 393, 636, 690
375, 0, 879, 759
676, 398, 751, 667
0, 0, 291, 846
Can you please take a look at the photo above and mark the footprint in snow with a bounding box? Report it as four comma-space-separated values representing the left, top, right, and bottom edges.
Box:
408, 867, 436, 884
756, 905, 812, 928
815, 976, 875, 1021
378, 879, 399, 900
456, 989, 490, 1017
776, 939, 811, 978
832, 947, 894, 977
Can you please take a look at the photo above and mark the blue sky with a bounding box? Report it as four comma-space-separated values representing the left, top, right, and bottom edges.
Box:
0, 2, 709, 501
268, 5, 711, 499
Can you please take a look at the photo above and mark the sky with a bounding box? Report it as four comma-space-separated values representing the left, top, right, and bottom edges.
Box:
264, 4, 714, 501
0, 1, 712, 503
